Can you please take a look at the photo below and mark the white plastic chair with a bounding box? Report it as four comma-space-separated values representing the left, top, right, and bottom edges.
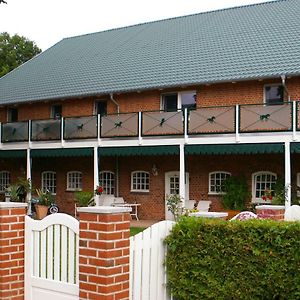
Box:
197, 200, 211, 212
284, 205, 300, 221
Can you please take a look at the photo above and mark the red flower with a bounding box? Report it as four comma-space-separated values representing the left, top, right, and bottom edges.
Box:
268, 195, 273, 200
262, 195, 267, 201
95, 185, 103, 195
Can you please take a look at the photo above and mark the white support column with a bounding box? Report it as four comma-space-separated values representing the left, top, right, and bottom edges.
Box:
293, 101, 297, 141
94, 146, 99, 205
138, 111, 142, 145
97, 114, 101, 145
184, 108, 188, 144
235, 105, 240, 142
179, 143, 185, 208
60, 117, 64, 147
285, 141, 291, 208
26, 148, 32, 215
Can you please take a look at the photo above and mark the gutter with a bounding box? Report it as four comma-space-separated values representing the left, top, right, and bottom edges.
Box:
110, 93, 120, 114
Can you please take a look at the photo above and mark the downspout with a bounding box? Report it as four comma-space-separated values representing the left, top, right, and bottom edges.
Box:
110, 93, 120, 114
281, 75, 291, 101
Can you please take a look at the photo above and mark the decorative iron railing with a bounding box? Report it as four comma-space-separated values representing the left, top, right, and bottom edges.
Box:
142, 110, 184, 136
64, 116, 97, 140
1, 121, 29, 143
188, 106, 235, 134
101, 113, 138, 138
239, 102, 292, 132
31, 119, 61, 141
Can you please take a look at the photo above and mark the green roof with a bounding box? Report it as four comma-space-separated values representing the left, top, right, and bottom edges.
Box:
31, 148, 93, 157
98, 146, 179, 156
0, 0, 300, 105
185, 143, 284, 155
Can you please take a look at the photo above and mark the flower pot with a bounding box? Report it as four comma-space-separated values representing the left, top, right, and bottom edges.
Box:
35, 204, 49, 220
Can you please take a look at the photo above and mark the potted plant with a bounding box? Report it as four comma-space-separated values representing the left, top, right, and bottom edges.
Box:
35, 188, 54, 219
74, 191, 94, 207
94, 185, 103, 206
6, 184, 20, 202
222, 176, 249, 219
16, 177, 32, 202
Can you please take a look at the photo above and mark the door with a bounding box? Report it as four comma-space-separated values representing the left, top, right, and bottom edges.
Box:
165, 171, 189, 220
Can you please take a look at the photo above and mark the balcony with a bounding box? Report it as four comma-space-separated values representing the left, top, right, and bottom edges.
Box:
0, 101, 295, 144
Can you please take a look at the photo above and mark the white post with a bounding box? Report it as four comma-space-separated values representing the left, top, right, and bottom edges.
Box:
235, 105, 240, 142
184, 108, 188, 144
60, 117, 64, 147
285, 141, 291, 208
293, 101, 297, 141
179, 144, 185, 208
26, 148, 32, 215
94, 146, 100, 205
138, 111, 142, 145
97, 114, 101, 144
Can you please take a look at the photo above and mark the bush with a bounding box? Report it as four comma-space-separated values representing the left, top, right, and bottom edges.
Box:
165, 217, 300, 299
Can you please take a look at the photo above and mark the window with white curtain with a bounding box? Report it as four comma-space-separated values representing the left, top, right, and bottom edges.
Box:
99, 171, 115, 195
42, 171, 56, 194
0, 171, 10, 192
131, 171, 150, 192
67, 171, 82, 191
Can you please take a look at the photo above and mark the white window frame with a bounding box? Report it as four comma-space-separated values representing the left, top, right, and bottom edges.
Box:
208, 171, 231, 195
131, 171, 150, 193
263, 83, 284, 105
99, 171, 115, 195
252, 171, 277, 203
160, 90, 196, 111
67, 171, 82, 191
41, 171, 56, 195
0, 171, 10, 193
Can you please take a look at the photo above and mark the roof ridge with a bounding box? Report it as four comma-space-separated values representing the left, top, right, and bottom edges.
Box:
63, 0, 285, 41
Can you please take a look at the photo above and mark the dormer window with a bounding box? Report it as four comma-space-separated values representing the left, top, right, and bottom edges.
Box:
264, 85, 284, 105
51, 105, 62, 119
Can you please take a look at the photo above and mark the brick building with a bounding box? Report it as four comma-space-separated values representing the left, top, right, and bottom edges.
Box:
0, 0, 300, 219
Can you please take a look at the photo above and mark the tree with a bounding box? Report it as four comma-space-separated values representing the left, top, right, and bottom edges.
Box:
0, 32, 41, 77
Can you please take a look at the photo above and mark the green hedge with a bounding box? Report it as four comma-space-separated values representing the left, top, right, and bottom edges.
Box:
165, 217, 300, 300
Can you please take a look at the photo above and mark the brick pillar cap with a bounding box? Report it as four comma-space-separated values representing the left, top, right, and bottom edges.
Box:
0, 202, 28, 208
77, 206, 131, 214
256, 205, 285, 210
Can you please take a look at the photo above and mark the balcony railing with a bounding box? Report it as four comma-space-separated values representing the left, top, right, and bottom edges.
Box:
64, 116, 97, 140
1, 121, 29, 143
0, 101, 297, 143
31, 119, 61, 141
101, 112, 138, 138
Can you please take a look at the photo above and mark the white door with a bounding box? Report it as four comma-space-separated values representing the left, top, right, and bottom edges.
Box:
165, 171, 189, 220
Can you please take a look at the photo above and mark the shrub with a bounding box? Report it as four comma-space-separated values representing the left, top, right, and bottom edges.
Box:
74, 191, 94, 207
165, 217, 300, 299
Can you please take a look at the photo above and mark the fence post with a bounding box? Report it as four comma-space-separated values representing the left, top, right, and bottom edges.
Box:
77, 206, 131, 300
0, 202, 27, 300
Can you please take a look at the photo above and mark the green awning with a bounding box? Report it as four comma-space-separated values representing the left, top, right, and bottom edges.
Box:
98, 146, 179, 156
185, 143, 284, 155
291, 143, 300, 153
0, 150, 26, 158
31, 148, 93, 158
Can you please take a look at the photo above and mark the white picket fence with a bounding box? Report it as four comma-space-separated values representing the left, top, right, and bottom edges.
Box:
25, 213, 79, 300
130, 220, 175, 300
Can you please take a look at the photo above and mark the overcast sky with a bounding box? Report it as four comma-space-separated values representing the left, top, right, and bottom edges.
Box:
1, 0, 270, 51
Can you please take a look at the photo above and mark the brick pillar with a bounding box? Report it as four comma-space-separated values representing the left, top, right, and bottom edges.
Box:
77, 206, 131, 300
256, 205, 285, 220
0, 202, 27, 300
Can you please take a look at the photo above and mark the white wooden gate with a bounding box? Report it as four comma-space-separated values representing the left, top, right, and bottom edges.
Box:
25, 213, 79, 300
130, 220, 175, 300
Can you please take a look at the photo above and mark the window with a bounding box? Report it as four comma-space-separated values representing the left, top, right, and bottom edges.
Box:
264, 85, 284, 105
42, 171, 56, 194
7, 108, 18, 122
99, 171, 115, 195
131, 171, 150, 192
162, 91, 196, 112
67, 171, 82, 191
169, 174, 179, 195
209, 172, 231, 194
0, 171, 10, 192
95, 101, 107, 116
51, 105, 62, 119
252, 171, 277, 202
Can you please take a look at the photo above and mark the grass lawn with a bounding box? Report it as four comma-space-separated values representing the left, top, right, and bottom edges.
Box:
130, 227, 145, 236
